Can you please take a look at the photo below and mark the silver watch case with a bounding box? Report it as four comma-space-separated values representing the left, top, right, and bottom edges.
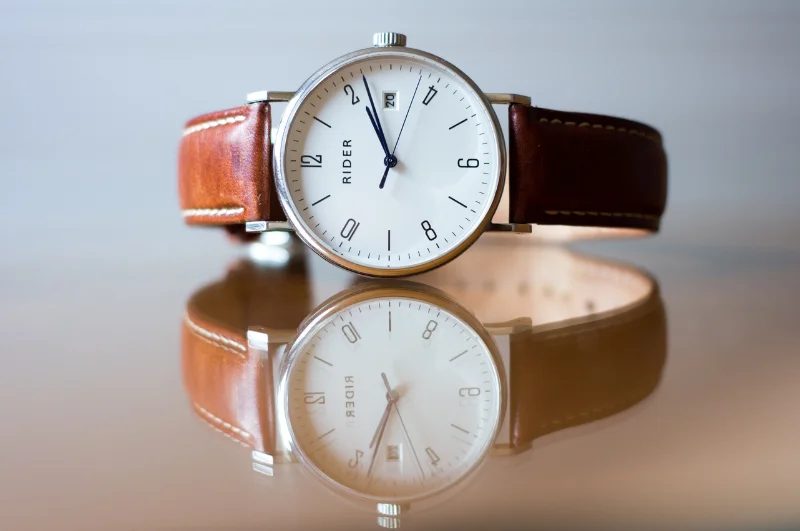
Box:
273, 46, 507, 278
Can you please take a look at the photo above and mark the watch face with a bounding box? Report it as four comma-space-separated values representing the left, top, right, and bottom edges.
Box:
278, 285, 504, 503
274, 48, 505, 276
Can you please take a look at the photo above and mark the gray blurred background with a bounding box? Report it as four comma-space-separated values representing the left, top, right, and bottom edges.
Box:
0, 0, 798, 274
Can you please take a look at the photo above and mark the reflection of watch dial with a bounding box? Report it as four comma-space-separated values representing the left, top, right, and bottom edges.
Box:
275, 48, 504, 276
280, 287, 504, 502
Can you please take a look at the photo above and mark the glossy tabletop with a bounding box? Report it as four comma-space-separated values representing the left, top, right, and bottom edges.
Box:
1, 231, 798, 530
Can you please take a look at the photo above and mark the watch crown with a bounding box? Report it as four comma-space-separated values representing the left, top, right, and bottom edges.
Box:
372, 32, 407, 47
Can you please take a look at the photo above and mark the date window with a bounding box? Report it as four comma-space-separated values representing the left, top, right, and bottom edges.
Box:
383, 91, 399, 111
386, 444, 402, 461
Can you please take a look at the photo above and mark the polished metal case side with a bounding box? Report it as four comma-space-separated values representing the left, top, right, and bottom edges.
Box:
275, 281, 507, 507
273, 46, 507, 278
245, 328, 298, 475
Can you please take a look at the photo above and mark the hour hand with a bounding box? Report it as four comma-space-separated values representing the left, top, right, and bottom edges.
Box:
366, 106, 390, 157
362, 75, 393, 158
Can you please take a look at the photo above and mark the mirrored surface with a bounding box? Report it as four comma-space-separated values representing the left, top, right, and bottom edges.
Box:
180, 238, 666, 527
1, 231, 799, 530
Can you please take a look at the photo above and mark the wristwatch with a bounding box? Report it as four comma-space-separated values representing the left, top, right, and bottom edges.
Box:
178, 32, 668, 277
181, 236, 666, 525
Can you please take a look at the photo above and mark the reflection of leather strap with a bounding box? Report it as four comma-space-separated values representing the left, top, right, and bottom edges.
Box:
177, 103, 285, 225
182, 313, 273, 451
509, 283, 666, 448
181, 248, 310, 453
182, 242, 666, 456
508, 104, 667, 232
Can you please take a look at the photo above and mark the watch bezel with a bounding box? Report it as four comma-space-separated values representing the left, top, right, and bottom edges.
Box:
276, 281, 507, 506
273, 46, 507, 277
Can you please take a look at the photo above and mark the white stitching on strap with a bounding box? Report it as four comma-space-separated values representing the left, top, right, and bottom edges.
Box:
183, 115, 246, 136
544, 210, 659, 221
182, 207, 244, 218
184, 314, 246, 356
194, 403, 252, 440
538, 117, 660, 142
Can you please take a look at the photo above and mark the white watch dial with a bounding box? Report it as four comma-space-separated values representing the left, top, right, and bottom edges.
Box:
282, 295, 503, 502
276, 50, 503, 275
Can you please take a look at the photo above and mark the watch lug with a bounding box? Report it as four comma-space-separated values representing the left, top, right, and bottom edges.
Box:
246, 327, 297, 348
252, 450, 274, 476
245, 220, 295, 233
485, 222, 532, 234
246, 329, 271, 350
488, 329, 513, 454
491, 441, 532, 456
246, 328, 295, 471
246, 90, 296, 104
485, 93, 531, 106
377, 503, 407, 529
484, 317, 533, 336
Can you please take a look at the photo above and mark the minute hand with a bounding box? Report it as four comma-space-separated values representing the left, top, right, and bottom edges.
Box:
362, 75, 390, 157
380, 75, 422, 190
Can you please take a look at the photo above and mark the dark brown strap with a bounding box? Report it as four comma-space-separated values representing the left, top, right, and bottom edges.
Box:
508, 104, 668, 232
178, 103, 285, 225
508, 284, 666, 448
181, 251, 311, 453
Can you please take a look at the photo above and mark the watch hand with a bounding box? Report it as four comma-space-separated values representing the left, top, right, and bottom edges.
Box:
362, 75, 392, 158
370, 396, 393, 450
367, 377, 397, 479
382, 372, 425, 480
379, 74, 422, 189
392, 397, 426, 480
366, 106, 390, 157
381, 372, 393, 395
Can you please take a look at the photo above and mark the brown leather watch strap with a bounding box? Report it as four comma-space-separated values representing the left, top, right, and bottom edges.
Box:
508, 104, 668, 232
508, 282, 666, 448
181, 246, 310, 453
178, 102, 285, 226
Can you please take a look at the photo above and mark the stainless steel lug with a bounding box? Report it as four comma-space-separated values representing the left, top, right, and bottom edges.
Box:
485, 93, 532, 106
485, 222, 532, 233
252, 451, 274, 476
245, 221, 294, 233
246, 330, 271, 350
246, 90, 296, 104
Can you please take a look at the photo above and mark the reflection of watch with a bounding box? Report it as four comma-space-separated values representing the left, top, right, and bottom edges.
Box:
181, 239, 665, 524
177, 32, 668, 277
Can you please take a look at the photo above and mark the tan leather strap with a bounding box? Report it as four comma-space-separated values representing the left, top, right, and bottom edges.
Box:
508, 104, 668, 232
509, 284, 666, 448
181, 249, 311, 453
178, 102, 285, 225
182, 314, 273, 451
178, 101, 666, 234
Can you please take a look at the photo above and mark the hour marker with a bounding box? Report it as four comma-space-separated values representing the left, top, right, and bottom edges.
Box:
425, 447, 441, 465
449, 118, 468, 130
389, 311, 392, 332
387, 229, 391, 251
422, 85, 438, 105
311, 194, 331, 206
316, 428, 336, 440
451, 424, 470, 435
313, 355, 333, 367
313, 116, 332, 128
449, 350, 468, 362
448, 196, 468, 208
